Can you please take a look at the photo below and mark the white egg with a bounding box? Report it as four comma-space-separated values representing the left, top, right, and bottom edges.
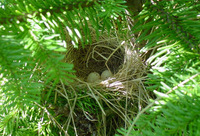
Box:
101, 70, 113, 80
87, 72, 100, 83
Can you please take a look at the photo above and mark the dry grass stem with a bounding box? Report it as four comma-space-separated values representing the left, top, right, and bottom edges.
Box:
53, 30, 153, 135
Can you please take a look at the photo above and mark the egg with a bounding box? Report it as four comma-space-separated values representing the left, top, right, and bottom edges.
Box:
87, 72, 100, 83
101, 70, 113, 80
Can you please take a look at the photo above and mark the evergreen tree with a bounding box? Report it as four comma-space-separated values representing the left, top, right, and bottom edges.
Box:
117, 0, 200, 135
0, 0, 200, 135
0, 0, 127, 135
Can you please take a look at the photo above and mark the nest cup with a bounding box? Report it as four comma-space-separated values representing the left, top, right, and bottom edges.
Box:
63, 32, 149, 135
65, 31, 147, 95
65, 36, 125, 82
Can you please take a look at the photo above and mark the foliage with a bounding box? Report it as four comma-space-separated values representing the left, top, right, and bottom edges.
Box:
117, 0, 200, 135
0, 0, 127, 135
2, 0, 200, 135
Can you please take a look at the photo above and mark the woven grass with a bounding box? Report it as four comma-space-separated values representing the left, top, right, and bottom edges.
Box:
55, 31, 152, 135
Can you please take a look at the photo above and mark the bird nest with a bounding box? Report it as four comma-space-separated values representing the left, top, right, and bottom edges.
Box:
65, 33, 147, 95
58, 32, 151, 135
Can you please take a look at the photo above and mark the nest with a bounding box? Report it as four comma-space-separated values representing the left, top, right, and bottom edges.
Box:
61, 32, 151, 135
65, 33, 147, 92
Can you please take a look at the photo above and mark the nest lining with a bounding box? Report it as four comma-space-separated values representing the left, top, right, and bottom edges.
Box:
65, 36, 125, 81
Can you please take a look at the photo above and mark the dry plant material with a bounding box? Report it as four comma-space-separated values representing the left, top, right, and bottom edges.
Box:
55, 31, 152, 135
